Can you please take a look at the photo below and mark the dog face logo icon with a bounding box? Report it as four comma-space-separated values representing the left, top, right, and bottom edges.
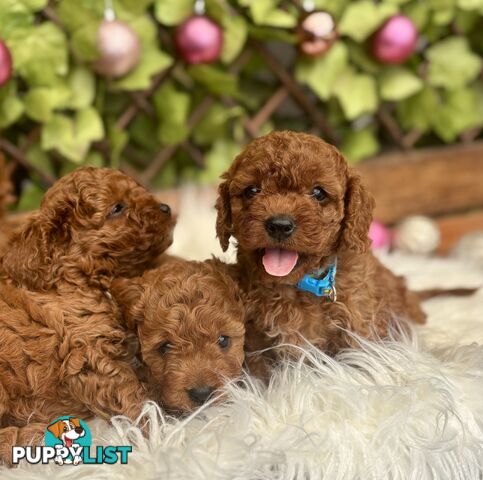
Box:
45, 416, 92, 466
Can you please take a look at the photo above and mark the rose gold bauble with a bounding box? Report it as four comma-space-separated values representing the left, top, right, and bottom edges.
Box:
93, 20, 141, 78
297, 11, 337, 57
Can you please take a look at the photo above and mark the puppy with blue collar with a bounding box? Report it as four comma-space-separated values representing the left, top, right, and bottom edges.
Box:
216, 131, 426, 377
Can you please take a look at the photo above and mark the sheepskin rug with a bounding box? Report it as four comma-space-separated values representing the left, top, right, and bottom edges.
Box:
2, 186, 483, 480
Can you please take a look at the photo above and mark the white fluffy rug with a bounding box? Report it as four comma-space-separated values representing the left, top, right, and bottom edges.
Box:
2, 186, 483, 479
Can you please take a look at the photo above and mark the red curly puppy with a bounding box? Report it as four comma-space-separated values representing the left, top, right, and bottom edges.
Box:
215, 131, 425, 373
112, 259, 245, 413
0, 167, 174, 464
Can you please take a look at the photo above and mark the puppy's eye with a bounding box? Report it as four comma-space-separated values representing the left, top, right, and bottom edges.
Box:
243, 186, 260, 199
63, 426, 68, 431
217, 335, 230, 349
159, 342, 172, 356
310, 186, 327, 202
108, 203, 126, 218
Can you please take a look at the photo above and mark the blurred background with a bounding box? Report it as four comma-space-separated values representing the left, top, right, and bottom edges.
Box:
0, 0, 482, 256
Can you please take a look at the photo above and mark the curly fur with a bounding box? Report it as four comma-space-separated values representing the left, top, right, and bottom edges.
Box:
215, 131, 426, 373
0, 167, 175, 464
0, 157, 15, 251
112, 259, 245, 413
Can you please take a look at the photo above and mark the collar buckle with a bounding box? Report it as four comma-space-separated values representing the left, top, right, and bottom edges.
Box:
295, 261, 337, 301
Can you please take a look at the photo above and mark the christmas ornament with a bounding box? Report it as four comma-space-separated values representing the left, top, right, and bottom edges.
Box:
0, 39, 13, 87
296, 1, 337, 58
371, 15, 418, 65
93, 0, 141, 78
175, 0, 223, 65
368, 220, 392, 251
394, 215, 440, 255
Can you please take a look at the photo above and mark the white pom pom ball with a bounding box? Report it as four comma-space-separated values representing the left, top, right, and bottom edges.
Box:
394, 215, 440, 255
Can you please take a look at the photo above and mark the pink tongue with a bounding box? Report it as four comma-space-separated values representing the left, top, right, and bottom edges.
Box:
262, 248, 299, 276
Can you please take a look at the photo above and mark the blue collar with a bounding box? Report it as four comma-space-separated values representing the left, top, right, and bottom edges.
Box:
295, 260, 337, 301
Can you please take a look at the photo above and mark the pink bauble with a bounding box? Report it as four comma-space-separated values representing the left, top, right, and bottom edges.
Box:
297, 11, 338, 58
93, 20, 141, 78
175, 15, 223, 65
371, 15, 418, 64
0, 39, 13, 86
369, 221, 392, 250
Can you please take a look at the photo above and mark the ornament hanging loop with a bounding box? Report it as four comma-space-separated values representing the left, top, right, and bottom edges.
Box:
194, 0, 206, 15
104, 0, 116, 21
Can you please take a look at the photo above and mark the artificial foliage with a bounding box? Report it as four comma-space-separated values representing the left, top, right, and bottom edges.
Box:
0, 0, 482, 209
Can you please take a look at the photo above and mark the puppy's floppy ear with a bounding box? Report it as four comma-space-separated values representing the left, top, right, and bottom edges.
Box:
110, 277, 145, 330
70, 418, 81, 428
339, 169, 375, 253
47, 420, 64, 439
215, 175, 232, 252
2, 210, 69, 290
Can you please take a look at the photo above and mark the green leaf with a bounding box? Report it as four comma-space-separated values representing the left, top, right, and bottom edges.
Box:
338, 1, 397, 41
311, 0, 351, 18
118, 0, 154, 15
348, 41, 382, 75
192, 103, 244, 145
188, 65, 239, 97
0, 0, 33, 38
248, 25, 296, 43
107, 123, 128, 169
396, 86, 439, 132
17, 182, 44, 212
402, 2, 430, 30
0, 96, 24, 128
6, 22, 68, 86
221, 15, 248, 64
155, 0, 193, 26
379, 67, 423, 101
260, 9, 297, 28
113, 48, 173, 91
71, 23, 100, 62
432, 88, 482, 142
426, 37, 482, 89
333, 69, 378, 120
24, 84, 72, 122
25, 144, 55, 177
153, 81, 191, 145
196, 139, 241, 184
19, 0, 48, 10
76, 107, 104, 143
295, 43, 349, 100
457, 0, 483, 10
67, 67, 96, 110
342, 128, 379, 163
41, 108, 104, 163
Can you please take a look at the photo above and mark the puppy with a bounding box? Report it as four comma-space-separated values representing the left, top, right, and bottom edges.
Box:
215, 131, 425, 372
112, 259, 245, 413
47, 417, 85, 465
0, 167, 175, 464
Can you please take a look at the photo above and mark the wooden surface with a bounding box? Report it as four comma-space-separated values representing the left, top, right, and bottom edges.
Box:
357, 141, 483, 224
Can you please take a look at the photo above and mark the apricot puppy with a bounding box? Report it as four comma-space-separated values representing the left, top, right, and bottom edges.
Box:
112, 259, 245, 413
215, 131, 425, 371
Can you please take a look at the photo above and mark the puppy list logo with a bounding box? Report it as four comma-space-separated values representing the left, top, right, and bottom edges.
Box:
12, 416, 132, 466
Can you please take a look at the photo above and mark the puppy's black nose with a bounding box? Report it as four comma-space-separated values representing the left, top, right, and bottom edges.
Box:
74, 427, 84, 434
265, 215, 296, 241
187, 386, 215, 406
159, 203, 171, 215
